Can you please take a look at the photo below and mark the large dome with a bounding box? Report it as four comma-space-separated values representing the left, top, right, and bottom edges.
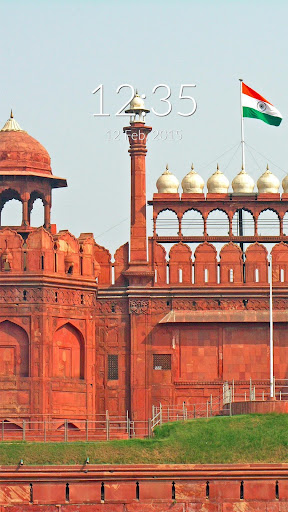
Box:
0, 113, 51, 175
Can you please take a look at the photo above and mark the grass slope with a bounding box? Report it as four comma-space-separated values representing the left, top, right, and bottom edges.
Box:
0, 414, 287, 465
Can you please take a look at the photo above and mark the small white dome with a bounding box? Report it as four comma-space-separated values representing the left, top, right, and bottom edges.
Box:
129, 91, 145, 111
156, 164, 179, 193
282, 174, 288, 193
181, 164, 205, 193
207, 164, 229, 193
232, 167, 255, 193
257, 165, 280, 193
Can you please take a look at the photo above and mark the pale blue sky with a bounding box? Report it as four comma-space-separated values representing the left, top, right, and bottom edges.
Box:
0, 0, 287, 255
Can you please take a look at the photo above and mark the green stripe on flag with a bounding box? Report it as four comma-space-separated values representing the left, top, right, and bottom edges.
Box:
243, 107, 282, 126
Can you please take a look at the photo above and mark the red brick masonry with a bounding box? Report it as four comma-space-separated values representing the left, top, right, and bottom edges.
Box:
1, 463, 288, 510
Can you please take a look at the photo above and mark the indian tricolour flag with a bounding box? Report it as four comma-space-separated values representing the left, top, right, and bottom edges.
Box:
242, 82, 282, 126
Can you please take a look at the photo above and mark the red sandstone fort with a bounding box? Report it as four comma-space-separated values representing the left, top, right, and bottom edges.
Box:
0, 94, 288, 438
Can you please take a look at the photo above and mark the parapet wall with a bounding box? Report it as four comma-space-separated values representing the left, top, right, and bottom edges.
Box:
1, 463, 288, 510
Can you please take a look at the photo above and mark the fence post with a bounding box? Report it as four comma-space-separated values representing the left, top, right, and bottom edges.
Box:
273, 377, 276, 399
160, 403, 162, 425
262, 391, 264, 401
249, 378, 252, 400
148, 418, 152, 438
23, 420, 26, 441
229, 400, 232, 416
232, 380, 235, 402
210, 394, 213, 417
64, 420, 68, 442
106, 410, 109, 441
126, 411, 129, 434
182, 401, 185, 420
206, 401, 209, 418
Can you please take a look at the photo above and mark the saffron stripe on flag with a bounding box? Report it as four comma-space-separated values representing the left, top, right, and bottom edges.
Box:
242, 83, 272, 105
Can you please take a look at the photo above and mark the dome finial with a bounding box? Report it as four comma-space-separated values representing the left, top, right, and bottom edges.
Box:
241, 164, 244, 171
156, 164, 179, 193
10, 109, 13, 119
135, 88, 138, 95
182, 163, 204, 193
257, 165, 279, 193
166, 164, 169, 171
207, 164, 229, 193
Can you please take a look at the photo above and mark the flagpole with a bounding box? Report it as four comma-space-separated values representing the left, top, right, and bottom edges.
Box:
269, 253, 274, 398
239, 79, 244, 252
239, 79, 245, 170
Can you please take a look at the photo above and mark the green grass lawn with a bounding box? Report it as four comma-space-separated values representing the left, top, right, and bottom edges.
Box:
0, 414, 288, 465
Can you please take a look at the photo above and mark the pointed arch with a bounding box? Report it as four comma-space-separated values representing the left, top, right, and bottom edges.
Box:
0, 320, 29, 377
53, 323, 84, 379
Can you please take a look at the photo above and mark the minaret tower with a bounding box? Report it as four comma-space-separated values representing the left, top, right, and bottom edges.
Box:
123, 91, 153, 286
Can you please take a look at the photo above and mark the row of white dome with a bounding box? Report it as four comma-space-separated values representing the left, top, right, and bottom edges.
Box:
156, 164, 288, 194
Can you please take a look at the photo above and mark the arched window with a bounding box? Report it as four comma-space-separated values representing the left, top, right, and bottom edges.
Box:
182, 209, 204, 237
1, 199, 22, 226
232, 209, 254, 236
206, 209, 229, 236
30, 198, 44, 227
257, 209, 280, 236
0, 320, 29, 377
53, 323, 84, 379
156, 210, 179, 237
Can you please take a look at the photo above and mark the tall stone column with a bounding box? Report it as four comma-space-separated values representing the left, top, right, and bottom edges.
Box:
123, 96, 153, 286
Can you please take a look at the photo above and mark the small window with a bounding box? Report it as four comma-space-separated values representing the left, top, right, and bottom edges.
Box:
153, 354, 171, 370
255, 268, 259, 283
108, 355, 118, 380
204, 268, 208, 283
229, 268, 233, 283
280, 268, 285, 283
179, 268, 183, 283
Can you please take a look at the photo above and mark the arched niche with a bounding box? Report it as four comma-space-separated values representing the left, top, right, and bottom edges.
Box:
114, 242, 129, 286
271, 243, 288, 284
181, 209, 204, 237
0, 320, 29, 377
245, 243, 268, 284
156, 209, 179, 237
169, 242, 192, 284
257, 209, 280, 236
194, 242, 217, 285
232, 209, 255, 236
149, 240, 167, 285
206, 209, 229, 236
53, 323, 84, 379
0, 188, 22, 227
219, 242, 243, 284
